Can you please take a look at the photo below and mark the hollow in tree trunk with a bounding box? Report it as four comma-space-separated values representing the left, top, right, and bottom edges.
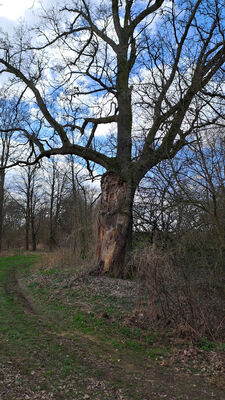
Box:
97, 171, 134, 278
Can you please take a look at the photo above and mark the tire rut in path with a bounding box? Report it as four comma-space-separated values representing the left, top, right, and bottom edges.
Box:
4, 267, 36, 314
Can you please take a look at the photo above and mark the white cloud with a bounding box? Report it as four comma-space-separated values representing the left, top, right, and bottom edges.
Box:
0, 0, 57, 32
0, 0, 36, 21
95, 122, 117, 137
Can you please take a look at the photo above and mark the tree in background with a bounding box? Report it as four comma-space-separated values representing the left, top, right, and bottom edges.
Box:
14, 164, 44, 251
0, 96, 29, 250
169, 131, 225, 249
61, 156, 97, 258
1, 157, 95, 251
42, 157, 70, 250
2, 194, 25, 248
134, 129, 225, 255
0, 0, 224, 276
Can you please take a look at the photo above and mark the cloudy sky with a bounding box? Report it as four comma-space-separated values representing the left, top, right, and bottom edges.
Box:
0, 0, 54, 31
0, 0, 35, 20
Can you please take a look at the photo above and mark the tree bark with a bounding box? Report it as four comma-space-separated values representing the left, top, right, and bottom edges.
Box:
96, 171, 134, 277
31, 215, 37, 251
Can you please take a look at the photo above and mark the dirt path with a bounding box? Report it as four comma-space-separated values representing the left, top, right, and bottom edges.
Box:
0, 258, 224, 400
4, 267, 36, 314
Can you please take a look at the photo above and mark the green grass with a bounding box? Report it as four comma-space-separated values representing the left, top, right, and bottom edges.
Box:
194, 337, 216, 351
146, 347, 169, 359
0, 254, 37, 280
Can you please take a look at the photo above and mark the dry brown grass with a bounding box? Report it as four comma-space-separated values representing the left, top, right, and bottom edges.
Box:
133, 243, 225, 340
35, 246, 96, 275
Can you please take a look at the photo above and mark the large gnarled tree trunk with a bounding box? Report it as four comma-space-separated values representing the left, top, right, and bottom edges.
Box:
97, 171, 134, 277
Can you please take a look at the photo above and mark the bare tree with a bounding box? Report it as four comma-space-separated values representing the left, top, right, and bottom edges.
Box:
135, 129, 225, 248
0, 96, 27, 250
169, 131, 225, 248
0, 0, 224, 275
43, 157, 69, 250
2, 194, 24, 249
0, 101, 11, 251
58, 157, 96, 258
14, 164, 43, 250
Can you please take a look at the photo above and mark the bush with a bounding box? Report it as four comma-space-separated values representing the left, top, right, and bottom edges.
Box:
134, 242, 225, 340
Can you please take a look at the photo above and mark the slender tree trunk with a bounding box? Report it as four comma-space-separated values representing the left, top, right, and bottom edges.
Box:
25, 170, 32, 251
0, 170, 5, 251
31, 216, 37, 251
96, 171, 135, 277
25, 213, 30, 251
49, 218, 56, 250
25, 194, 30, 251
49, 175, 56, 251
32, 233, 37, 251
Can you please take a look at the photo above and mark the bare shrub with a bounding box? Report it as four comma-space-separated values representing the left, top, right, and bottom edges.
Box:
36, 246, 95, 274
135, 243, 225, 340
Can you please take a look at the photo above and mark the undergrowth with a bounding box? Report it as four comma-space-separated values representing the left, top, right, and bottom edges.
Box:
133, 242, 225, 340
